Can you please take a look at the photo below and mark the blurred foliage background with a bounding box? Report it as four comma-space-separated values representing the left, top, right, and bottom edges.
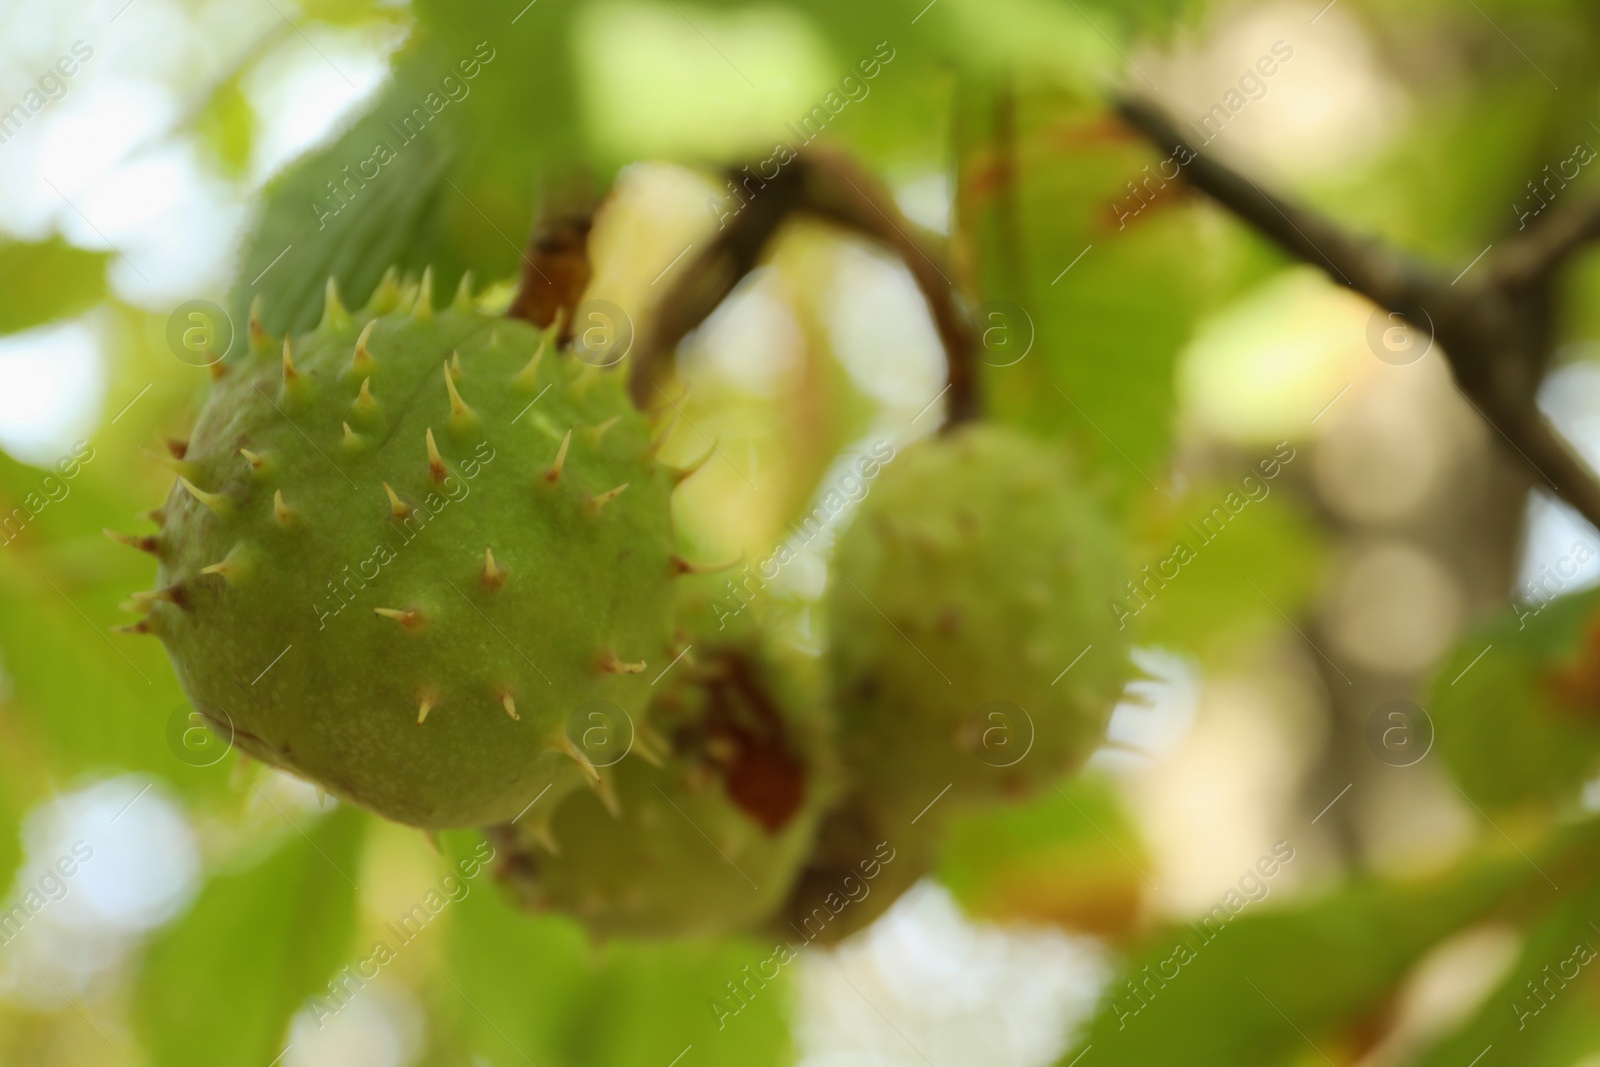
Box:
5, 0, 1600, 1064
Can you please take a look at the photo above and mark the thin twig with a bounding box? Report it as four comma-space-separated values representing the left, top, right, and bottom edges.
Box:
1116, 95, 1600, 532
630, 149, 980, 430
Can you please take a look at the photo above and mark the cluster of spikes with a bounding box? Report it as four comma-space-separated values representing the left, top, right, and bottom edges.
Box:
106, 269, 720, 639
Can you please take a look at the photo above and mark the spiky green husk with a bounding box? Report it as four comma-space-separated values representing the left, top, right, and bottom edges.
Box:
827, 424, 1128, 827
493, 585, 834, 939
126, 276, 678, 828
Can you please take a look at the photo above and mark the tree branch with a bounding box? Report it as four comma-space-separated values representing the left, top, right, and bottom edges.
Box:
1117, 95, 1600, 533
629, 148, 980, 430
1117, 97, 1449, 325
1495, 190, 1600, 288
508, 175, 598, 343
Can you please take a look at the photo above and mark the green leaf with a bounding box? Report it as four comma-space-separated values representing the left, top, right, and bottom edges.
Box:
1057, 832, 1560, 1067
231, 55, 460, 339
442, 860, 596, 1067
231, 0, 1125, 339
1431, 586, 1600, 813
1122, 459, 1327, 660
233, 10, 588, 338
1412, 871, 1600, 1067
564, 0, 1108, 169
134, 804, 367, 1067
444, 831, 792, 1067
0, 237, 109, 336
298, 0, 413, 26
0, 371, 233, 819
0, 746, 26, 895
962, 93, 1211, 512
579, 939, 794, 1067
939, 773, 1149, 939
0, 546, 202, 799
194, 76, 256, 179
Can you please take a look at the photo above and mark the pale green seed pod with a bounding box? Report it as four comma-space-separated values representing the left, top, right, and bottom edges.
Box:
117, 274, 682, 828
827, 424, 1129, 826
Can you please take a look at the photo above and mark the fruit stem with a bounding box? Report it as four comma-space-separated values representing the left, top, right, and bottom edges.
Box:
629, 149, 982, 432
